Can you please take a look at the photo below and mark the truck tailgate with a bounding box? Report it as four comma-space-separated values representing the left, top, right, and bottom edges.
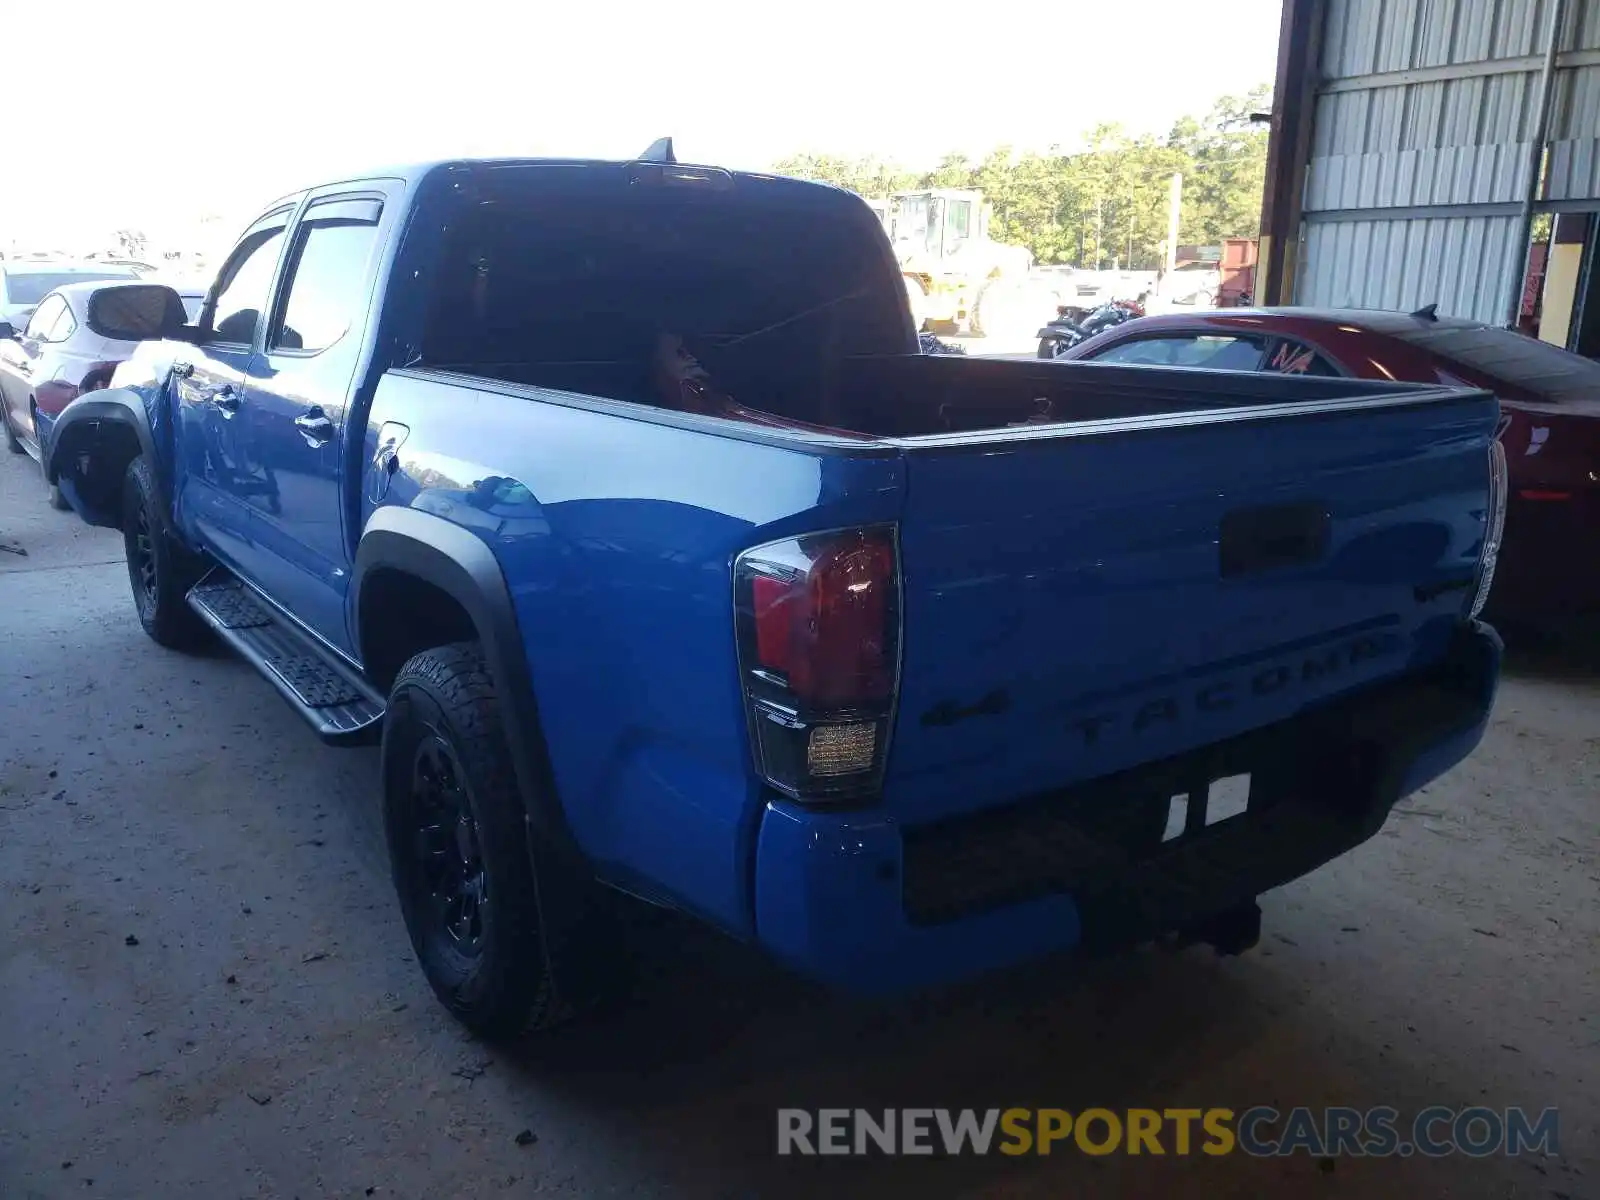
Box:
883, 387, 1498, 822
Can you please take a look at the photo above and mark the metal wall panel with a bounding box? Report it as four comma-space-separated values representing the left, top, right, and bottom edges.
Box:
1547, 63, 1600, 199
1299, 214, 1526, 321
1295, 0, 1599, 317
1319, 0, 1554, 77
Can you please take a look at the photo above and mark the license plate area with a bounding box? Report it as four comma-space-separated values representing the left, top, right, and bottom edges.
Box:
902, 752, 1298, 927
1161, 773, 1253, 842
899, 717, 1390, 935
898, 634, 1493, 939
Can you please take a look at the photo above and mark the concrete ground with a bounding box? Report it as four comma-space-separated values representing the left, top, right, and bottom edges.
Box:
0, 447, 1595, 1200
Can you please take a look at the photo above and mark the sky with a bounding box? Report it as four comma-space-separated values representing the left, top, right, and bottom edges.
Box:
3, 0, 1281, 256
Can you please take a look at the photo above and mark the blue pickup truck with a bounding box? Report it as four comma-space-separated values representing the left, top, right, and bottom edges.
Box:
45, 149, 1506, 1039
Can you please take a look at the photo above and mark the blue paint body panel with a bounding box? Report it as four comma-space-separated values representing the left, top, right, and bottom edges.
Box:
50, 155, 1503, 995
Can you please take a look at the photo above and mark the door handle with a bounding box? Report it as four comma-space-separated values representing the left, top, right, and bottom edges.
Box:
295, 409, 336, 445
211, 385, 241, 413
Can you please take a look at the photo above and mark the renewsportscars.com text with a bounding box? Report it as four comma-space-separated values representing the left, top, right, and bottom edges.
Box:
776, 1106, 1560, 1158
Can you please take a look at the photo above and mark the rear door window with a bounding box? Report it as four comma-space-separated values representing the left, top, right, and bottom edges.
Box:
1090, 334, 1267, 371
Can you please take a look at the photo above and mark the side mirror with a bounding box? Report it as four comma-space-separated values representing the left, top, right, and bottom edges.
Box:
0, 321, 15, 341
85, 283, 190, 342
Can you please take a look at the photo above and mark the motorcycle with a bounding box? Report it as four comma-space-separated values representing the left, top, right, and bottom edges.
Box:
918, 332, 967, 355
1035, 296, 1146, 359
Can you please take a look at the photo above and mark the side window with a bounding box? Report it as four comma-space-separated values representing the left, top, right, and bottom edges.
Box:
208, 226, 287, 345
948, 199, 971, 242
270, 215, 380, 354
24, 295, 67, 341
1264, 338, 1341, 377
1092, 334, 1265, 371
46, 301, 78, 342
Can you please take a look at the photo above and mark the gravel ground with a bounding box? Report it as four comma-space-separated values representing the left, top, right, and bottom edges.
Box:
0, 448, 1595, 1200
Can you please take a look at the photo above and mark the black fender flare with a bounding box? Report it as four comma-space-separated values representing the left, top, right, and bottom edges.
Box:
351, 505, 578, 860
44, 389, 168, 530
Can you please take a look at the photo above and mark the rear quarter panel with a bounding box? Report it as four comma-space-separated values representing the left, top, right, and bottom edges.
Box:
363, 371, 905, 935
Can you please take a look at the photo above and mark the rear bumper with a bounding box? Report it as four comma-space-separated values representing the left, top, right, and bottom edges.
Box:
752, 621, 1500, 994
1490, 490, 1600, 619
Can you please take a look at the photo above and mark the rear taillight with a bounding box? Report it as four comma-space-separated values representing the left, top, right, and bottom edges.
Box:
1468, 437, 1508, 620
734, 526, 900, 803
80, 360, 119, 392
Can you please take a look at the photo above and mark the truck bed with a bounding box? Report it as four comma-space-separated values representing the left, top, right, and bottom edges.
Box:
435, 351, 1459, 440
380, 358, 1497, 844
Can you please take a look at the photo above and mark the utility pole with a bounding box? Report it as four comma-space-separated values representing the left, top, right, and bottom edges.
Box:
1094, 196, 1104, 270
1166, 172, 1183, 277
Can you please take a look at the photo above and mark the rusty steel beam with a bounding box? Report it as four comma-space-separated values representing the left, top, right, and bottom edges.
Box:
1257, 0, 1326, 306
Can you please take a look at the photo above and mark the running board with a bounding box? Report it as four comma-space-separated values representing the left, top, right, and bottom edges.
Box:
186, 571, 385, 744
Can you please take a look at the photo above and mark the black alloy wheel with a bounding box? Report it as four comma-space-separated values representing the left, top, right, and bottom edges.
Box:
407, 730, 490, 960
130, 501, 157, 609
121, 456, 207, 648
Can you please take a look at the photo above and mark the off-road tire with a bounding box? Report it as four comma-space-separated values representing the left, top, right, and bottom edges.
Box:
971, 277, 1024, 340
122, 457, 208, 649
383, 643, 584, 1041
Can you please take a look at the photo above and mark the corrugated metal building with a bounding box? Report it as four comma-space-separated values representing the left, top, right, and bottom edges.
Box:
1262, 0, 1600, 345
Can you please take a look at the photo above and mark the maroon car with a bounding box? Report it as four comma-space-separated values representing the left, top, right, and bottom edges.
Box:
1063, 307, 1600, 621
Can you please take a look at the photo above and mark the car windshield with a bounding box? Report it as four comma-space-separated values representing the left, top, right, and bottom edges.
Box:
1396, 324, 1600, 402
6, 270, 136, 305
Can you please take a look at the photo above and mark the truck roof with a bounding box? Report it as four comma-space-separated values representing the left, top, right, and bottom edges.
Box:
264, 157, 843, 211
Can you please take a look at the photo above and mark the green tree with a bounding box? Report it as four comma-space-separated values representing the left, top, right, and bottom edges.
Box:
773, 86, 1272, 269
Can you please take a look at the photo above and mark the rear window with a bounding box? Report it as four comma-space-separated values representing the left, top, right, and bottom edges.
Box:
1396, 324, 1600, 402
1089, 334, 1266, 371
418, 168, 908, 387
4, 270, 136, 306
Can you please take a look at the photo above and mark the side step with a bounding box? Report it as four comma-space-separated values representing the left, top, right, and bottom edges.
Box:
187, 570, 386, 744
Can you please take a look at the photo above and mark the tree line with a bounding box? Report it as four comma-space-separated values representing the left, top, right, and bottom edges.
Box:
773, 85, 1271, 270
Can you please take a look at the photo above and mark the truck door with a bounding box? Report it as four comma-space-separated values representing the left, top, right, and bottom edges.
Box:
174, 208, 293, 562
231, 189, 391, 653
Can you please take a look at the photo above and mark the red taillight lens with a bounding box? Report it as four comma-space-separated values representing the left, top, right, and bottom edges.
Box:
736, 526, 900, 802
750, 532, 894, 707
751, 575, 796, 677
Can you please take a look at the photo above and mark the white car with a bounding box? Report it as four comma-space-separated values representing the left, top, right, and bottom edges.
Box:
0, 259, 141, 330
1164, 261, 1222, 306
0, 280, 203, 503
